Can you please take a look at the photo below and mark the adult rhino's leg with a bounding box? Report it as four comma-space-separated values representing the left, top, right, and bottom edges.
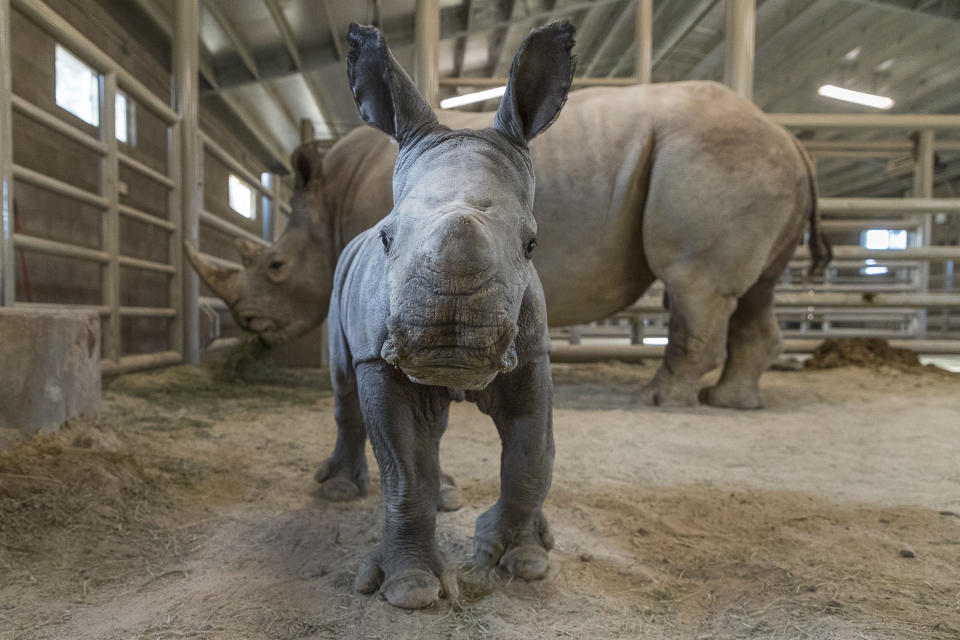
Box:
474, 355, 555, 580
353, 362, 458, 609
639, 272, 737, 407
703, 262, 786, 409
315, 387, 370, 501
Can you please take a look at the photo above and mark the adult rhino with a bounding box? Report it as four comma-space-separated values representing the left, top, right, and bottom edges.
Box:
188, 80, 830, 410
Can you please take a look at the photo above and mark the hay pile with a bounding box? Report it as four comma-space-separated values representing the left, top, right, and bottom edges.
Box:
805, 337, 922, 370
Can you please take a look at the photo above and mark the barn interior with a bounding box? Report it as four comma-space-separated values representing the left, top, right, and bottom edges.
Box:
1, 1, 959, 638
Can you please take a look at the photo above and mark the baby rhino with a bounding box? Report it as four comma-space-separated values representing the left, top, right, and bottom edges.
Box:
329, 23, 575, 609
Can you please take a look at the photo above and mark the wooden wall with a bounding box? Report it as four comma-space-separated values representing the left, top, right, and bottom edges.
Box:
8, 0, 293, 355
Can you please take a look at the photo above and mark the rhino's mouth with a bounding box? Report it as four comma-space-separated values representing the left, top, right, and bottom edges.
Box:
381, 315, 519, 390
234, 311, 288, 345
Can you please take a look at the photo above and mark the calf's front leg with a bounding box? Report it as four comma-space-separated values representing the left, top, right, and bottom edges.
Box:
474, 355, 555, 580
353, 362, 458, 609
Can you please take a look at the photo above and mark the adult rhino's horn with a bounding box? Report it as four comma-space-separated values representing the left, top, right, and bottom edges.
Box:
184, 242, 241, 305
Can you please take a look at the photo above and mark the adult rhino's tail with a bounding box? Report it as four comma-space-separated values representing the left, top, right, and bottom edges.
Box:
792, 136, 832, 278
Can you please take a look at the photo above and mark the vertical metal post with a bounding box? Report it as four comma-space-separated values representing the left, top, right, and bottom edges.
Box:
260, 172, 272, 242
635, 0, 653, 84
913, 129, 934, 337
414, 0, 439, 107
271, 173, 284, 240
0, 0, 15, 306
168, 120, 184, 356
724, 0, 755, 100
101, 71, 121, 365
299, 118, 314, 143
175, 0, 201, 364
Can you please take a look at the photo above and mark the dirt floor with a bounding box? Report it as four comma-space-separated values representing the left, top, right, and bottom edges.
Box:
1, 359, 959, 640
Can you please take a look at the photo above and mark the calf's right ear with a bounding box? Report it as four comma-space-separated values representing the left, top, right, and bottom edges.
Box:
495, 21, 576, 144
346, 23, 440, 148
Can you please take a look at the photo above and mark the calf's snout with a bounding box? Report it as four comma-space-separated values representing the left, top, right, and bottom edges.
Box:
420, 213, 499, 278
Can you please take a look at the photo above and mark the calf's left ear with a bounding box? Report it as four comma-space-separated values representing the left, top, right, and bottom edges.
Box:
495, 21, 576, 144
346, 23, 440, 148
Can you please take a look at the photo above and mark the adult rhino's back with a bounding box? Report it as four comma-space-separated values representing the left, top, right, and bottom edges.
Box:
520, 81, 810, 326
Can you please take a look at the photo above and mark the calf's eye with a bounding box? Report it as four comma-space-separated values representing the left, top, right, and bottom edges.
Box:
525, 238, 538, 259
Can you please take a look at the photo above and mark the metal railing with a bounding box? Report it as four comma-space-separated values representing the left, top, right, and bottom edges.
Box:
0, 0, 291, 374
2, 0, 183, 375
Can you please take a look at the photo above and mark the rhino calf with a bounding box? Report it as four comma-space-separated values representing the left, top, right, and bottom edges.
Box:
328, 24, 574, 609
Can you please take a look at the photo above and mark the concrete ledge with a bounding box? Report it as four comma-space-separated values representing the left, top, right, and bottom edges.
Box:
0, 308, 101, 436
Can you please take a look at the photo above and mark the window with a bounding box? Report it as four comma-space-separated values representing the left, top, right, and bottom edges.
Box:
55, 45, 99, 126
229, 175, 255, 219
862, 229, 907, 250
115, 91, 136, 145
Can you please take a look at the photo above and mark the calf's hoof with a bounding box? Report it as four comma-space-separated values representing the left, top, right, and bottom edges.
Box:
499, 545, 549, 580
701, 384, 765, 410
474, 507, 553, 581
438, 472, 464, 512
314, 456, 368, 502
355, 553, 458, 609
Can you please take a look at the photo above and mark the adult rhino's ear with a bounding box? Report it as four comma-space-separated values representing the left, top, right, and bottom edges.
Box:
234, 238, 263, 269
494, 21, 576, 144
346, 23, 440, 148
291, 142, 324, 190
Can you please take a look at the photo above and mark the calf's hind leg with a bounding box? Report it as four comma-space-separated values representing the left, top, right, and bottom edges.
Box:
702, 275, 782, 410
315, 387, 370, 501
639, 275, 737, 407
316, 395, 463, 510
435, 405, 464, 512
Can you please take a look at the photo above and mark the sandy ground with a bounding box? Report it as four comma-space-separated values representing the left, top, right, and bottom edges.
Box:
1, 360, 959, 640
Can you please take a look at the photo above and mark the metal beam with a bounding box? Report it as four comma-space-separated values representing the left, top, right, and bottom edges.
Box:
175, 0, 201, 365
261, 0, 340, 139
842, 0, 960, 24
415, 0, 440, 107
319, 0, 345, 61
101, 71, 121, 364
652, 0, 720, 69
210, 89, 292, 172
129, 0, 220, 90
635, 0, 652, 83
127, 0, 291, 162
202, 0, 298, 135
723, 0, 755, 99
214, 0, 628, 92
772, 113, 960, 129
582, 0, 633, 77
439, 76, 640, 88
203, 0, 258, 80
0, 0, 13, 306
451, 0, 472, 78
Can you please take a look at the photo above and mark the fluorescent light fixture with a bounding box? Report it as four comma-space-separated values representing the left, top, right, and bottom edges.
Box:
818, 84, 894, 110
642, 337, 669, 346
440, 86, 506, 109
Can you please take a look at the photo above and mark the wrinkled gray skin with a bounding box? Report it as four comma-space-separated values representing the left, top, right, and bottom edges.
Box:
188, 82, 829, 412
326, 23, 574, 609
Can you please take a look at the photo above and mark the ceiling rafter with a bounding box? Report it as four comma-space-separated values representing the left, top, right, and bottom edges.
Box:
261, 0, 341, 138
583, 0, 634, 77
